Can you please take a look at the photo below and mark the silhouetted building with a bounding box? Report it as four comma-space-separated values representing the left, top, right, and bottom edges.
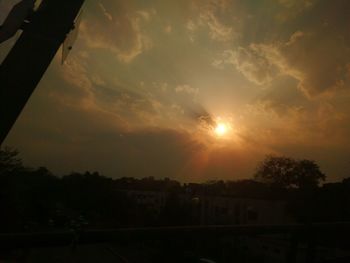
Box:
198, 196, 293, 225
126, 190, 167, 217
125, 189, 293, 225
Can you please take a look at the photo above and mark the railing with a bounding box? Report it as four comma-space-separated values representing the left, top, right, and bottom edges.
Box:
1, 223, 350, 262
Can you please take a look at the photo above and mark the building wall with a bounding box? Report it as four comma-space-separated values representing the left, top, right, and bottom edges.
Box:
127, 190, 167, 216
199, 196, 293, 225
125, 190, 294, 225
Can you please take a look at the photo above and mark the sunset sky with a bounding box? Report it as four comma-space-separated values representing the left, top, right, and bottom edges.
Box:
1, 0, 350, 182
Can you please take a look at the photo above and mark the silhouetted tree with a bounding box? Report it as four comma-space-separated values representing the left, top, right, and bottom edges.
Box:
0, 147, 24, 174
254, 155, 325, 189
61, 171, 135, 228
254, 156, 296, 189
293, 159, 326, 189
0, 148, 61, 231
0, 147, 25, 231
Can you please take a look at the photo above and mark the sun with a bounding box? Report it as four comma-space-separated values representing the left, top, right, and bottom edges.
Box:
214, 123, 227, 136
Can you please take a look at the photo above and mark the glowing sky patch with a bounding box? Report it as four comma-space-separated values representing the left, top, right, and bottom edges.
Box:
1, 0, 350, 182
215, 123, 227, 137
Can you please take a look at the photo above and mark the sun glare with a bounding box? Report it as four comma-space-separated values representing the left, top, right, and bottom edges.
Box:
214, 123, 227, 136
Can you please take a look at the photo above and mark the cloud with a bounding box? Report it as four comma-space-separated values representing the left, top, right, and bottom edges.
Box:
58, 54, 199, 129
276, 0, 317, 21
285, 31, 305, 46
186, 20, 197, 31
3, 0, 350, 183
278, 1, 350, 97
186, 0, 235, 43
175, 84, 199, 95
98, 2, 113, 21
278, 0, 314, 8
80, 1, 154, 63
200, 10, 233, 42
217, 27, 348, 97
240, 97, 348, 152
215, 44, 284, 86
210, 0, 350, 98
280, 31, 348, 97
164, 25, 172, 34
185, 104, 215, 128
238, 96, 350, 182
7, 114, 205, 180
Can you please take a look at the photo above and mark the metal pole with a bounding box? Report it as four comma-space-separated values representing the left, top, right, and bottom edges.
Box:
0, 0, 84, 145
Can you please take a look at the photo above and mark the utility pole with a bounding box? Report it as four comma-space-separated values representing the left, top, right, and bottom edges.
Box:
0, 0, 85, 146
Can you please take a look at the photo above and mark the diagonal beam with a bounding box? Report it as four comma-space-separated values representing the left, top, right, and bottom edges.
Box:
0, 0, 85, 145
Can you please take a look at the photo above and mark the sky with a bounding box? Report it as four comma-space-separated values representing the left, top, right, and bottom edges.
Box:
1, 0, 350, 182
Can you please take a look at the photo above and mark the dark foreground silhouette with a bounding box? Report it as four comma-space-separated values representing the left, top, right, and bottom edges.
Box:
1, 147, 350, 262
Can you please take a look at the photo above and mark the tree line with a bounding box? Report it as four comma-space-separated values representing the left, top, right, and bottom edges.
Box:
0, 147, 349, 232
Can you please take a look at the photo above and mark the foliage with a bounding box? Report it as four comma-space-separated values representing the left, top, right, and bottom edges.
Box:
1, 149, 343, 230
0, 147, 24, 174
254, 155, 326, 189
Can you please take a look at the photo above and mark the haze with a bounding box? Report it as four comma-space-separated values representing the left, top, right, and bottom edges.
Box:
1, 0, 349, 182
